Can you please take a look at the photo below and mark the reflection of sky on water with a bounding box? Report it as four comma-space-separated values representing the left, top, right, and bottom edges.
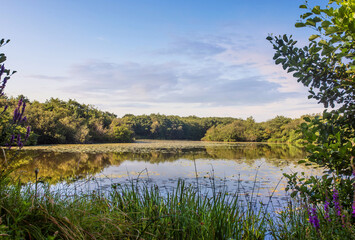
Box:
13, 141, 323, 211
54, 157, 323, 209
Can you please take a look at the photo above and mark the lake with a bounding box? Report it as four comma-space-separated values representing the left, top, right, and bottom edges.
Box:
8, 140, 322, 207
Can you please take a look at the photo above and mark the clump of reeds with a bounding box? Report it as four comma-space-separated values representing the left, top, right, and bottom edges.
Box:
0, 167, 354, 239
0, 169, 270, 239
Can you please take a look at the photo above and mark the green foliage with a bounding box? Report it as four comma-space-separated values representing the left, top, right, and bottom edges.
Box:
109, 119, 134, 143
9, 97, 133, 144
122, 114, 235, 140
268, 0, 354, 174
268, 197, 355, 239
202, 115, 306, 143
268, 0, 355, 207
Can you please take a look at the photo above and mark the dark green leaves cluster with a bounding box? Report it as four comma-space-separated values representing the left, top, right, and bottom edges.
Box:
0, 97, 134, 144
267, 0, 354, 110
0, 98, 311, 145
267, 0, 354, 176
269, 0, 355, 206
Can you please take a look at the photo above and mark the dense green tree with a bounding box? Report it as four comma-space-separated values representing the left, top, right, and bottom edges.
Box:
109, 118, 134, 143
268, 0, 354, 205
0, 96, 318, 145
268, 0, 354, 175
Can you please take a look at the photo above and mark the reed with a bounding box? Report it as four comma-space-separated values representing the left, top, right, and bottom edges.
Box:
0, 171, 354, 239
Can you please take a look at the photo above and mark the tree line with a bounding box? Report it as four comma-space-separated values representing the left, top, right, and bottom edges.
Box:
0, 95, 314, 145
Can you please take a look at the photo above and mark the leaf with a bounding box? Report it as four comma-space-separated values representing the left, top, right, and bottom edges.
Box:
293, 72, 303, 78
283, 35, 288, 42
312, 6, 321, 14
304, 117, 311, 122
273, 53, 281, 60
275, 58, 284, 65
287, 67, 296, 73
306, 19, 316, 27
312, 17, 322, 23
299, 4, 307, 9
295, 22, 306, 28
266, 36, 273, 41
309, 34, 320, 41
301, 12, 313, 19
290, 191, 297, 198
325, 26, 339, 34
321, 20, 332, 28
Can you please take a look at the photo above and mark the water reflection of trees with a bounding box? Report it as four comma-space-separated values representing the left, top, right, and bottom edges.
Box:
4, 144, 306, 184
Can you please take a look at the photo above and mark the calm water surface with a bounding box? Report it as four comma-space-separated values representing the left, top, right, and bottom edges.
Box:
10, 140, 322, 206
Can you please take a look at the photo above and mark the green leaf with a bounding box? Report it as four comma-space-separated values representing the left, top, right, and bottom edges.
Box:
0, 55, 6, 63
287, 67, 296, 73
309, 34, 320, 41
306, 19, 316, 27
318, 40, 328, 45
312, 6, 321, 14
295, 22, 306, 28
321, 20, 332, 28
273, 53, 281, 60
275, 58, 284, 65
301, 12, 313, 19
266, 36, 273, 41
290, 191, 298, 198
325, 26, 339, 34
293, 72, 303, 78
312, 17, 322, 23
299, 4, 307, 9
283, 35, 288, 42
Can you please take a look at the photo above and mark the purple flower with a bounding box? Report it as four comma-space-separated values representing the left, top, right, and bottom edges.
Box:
333, 189, 342, 217
17, 98, 22, 108
352, 201, 355, 218
324, 200, 331, 221
16, 134, 23, 149
0, 77, 8, 95
311, 206, 320, 230
25, 126, 31, 141
0, 64, 4, 76
308, 205, 320, 231
12, 99, 27, 124
1, 105, 8, 114
21, 101, 26, 113
13, 108, 18, 122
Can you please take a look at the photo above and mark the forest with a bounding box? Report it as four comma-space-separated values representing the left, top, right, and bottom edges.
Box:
0, 95, 311, 145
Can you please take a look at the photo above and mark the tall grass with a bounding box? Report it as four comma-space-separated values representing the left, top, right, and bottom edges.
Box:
0, 172, 270, 239
0, 171, 354, 239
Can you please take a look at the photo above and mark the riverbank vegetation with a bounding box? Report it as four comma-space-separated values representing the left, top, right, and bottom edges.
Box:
0, 96, 311, 145
1, 174, 354, 239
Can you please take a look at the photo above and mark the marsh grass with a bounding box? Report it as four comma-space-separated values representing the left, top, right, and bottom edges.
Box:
0, 167, 354, 239
0, 170, 271, 240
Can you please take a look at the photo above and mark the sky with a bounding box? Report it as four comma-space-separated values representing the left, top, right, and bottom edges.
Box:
1, 0, 326, 122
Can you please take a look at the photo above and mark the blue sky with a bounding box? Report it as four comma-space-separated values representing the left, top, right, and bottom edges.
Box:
1, 0, 325, 121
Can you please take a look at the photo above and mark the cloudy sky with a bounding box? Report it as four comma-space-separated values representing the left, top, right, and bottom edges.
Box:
1, 0, 325, 121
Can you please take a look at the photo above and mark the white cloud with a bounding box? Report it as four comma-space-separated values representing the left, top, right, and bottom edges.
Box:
12, 32, 323, 121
